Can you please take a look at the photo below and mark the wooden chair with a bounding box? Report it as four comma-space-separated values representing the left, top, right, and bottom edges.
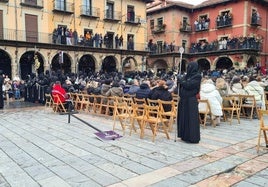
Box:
93, 95, 103, 114
51, 94, 68, 113
198, 99, 212, 127
84, 94, 94, 112
264, 91, 268, 110
142, 104, 170, 142
239, 95, 260, 120
158, 99, 177, 131
222, 96, 241, 125
257, 110, 268, 152
172, 93, 179, 101
133, 97, 147, 105
147, 98, 159, 106
44, 93, 53, 108
130, 103, 146, 137
75, 93, 88, 112
113, 97, 133, 135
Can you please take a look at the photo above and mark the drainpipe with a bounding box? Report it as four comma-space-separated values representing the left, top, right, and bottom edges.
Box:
15, 0, 19, 79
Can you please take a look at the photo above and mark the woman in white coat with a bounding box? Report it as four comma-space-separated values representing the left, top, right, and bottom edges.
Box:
199, 79, 223, 125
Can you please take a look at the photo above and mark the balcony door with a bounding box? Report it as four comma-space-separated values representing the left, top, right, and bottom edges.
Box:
106, 2, 114, 19
25, 14, 38, 42
83, 0, 92, 15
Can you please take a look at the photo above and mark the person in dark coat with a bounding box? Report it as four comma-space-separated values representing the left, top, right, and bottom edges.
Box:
148, 79, 173, 111
135, 80, 151, 99
177, 62, 202, 143
0, 70, 4, 109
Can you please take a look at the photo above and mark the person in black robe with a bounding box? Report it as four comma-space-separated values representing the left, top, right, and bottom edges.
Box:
177, 62, 202, 143
0, 70, 4, 109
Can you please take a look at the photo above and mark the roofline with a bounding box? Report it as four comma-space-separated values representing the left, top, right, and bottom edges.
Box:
147, 0, 268, 15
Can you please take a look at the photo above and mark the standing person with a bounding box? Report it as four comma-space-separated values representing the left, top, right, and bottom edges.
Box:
0, 70, 4, 109
177, 62, 202, 143
119, 35, 123, 49
115, 34, 119, 49
99, 34, 103, 48
73, 29, 78, 45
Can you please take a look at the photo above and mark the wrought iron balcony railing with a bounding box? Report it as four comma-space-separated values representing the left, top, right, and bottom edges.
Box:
20, 0, 43, 8
80, 6, 100, 18
151, 24, 166, 34
251, 16, 262, 26
216, 19, 233, 29
179, 24, 192, 32
53, 0, 74, 13
0, 28, 148, 51
103, 10, 121, 21
125, 13, 141, 25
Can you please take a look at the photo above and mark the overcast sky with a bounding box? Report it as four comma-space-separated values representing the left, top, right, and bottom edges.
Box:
172, 0, 207, 5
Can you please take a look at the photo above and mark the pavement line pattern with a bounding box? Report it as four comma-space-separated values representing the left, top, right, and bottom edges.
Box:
0, 108, 267, 187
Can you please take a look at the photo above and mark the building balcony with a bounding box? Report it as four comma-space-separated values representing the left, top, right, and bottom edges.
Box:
152, 24, 166, 34
179, 24, 192, 33
0, 28, 148, 52
103, 10, 121, 22
251, 16, 262, 26
80, 6, 100, 18
124, 14, 141, 25
53, 0, 74, 14
20, 0, 44, 9
216, 20, 233, 29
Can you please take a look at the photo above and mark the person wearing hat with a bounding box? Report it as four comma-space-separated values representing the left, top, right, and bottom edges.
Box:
0, 70, 4, 109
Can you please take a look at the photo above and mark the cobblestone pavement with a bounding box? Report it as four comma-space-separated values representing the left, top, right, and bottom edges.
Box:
0, 100, 267, 187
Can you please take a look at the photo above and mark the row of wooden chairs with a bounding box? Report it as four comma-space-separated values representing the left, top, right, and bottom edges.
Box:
67, 93, 178, 142
112, 97, 177, 142
198, 94, 263, 127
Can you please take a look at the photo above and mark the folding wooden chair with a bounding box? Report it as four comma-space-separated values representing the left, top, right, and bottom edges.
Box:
133, 97, 147, 105
198, 99, 213, 127
52, 94, 68, 113
83, 94, 95, 113
130, 103, 146, 137
147, 98, 159, 106
113, 97, 133, 135
93, 95, 103, 114
44, 93, 53, 108
158, 99, 176, 131
265, 92, 268, 110
142, 104, 170, 142
222, 96, 241, 125
257, 110, 268, 152
239, 95, 260, 120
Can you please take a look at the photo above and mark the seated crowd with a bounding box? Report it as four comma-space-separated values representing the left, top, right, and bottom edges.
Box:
47, 67, 268, 127
5, 65, 266, 126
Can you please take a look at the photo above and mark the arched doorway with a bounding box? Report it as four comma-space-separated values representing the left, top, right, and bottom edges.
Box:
20, 51, 44, 80
78, 55, 96, 76
197, 58, 211, 71
51, 51, 71, 74
247, 56, 257, 68
216, 57, 233, 70
153, 59, 168, 76
122, 56, 136, 73
0, 50, 12, 78
102, 56, 117, 73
